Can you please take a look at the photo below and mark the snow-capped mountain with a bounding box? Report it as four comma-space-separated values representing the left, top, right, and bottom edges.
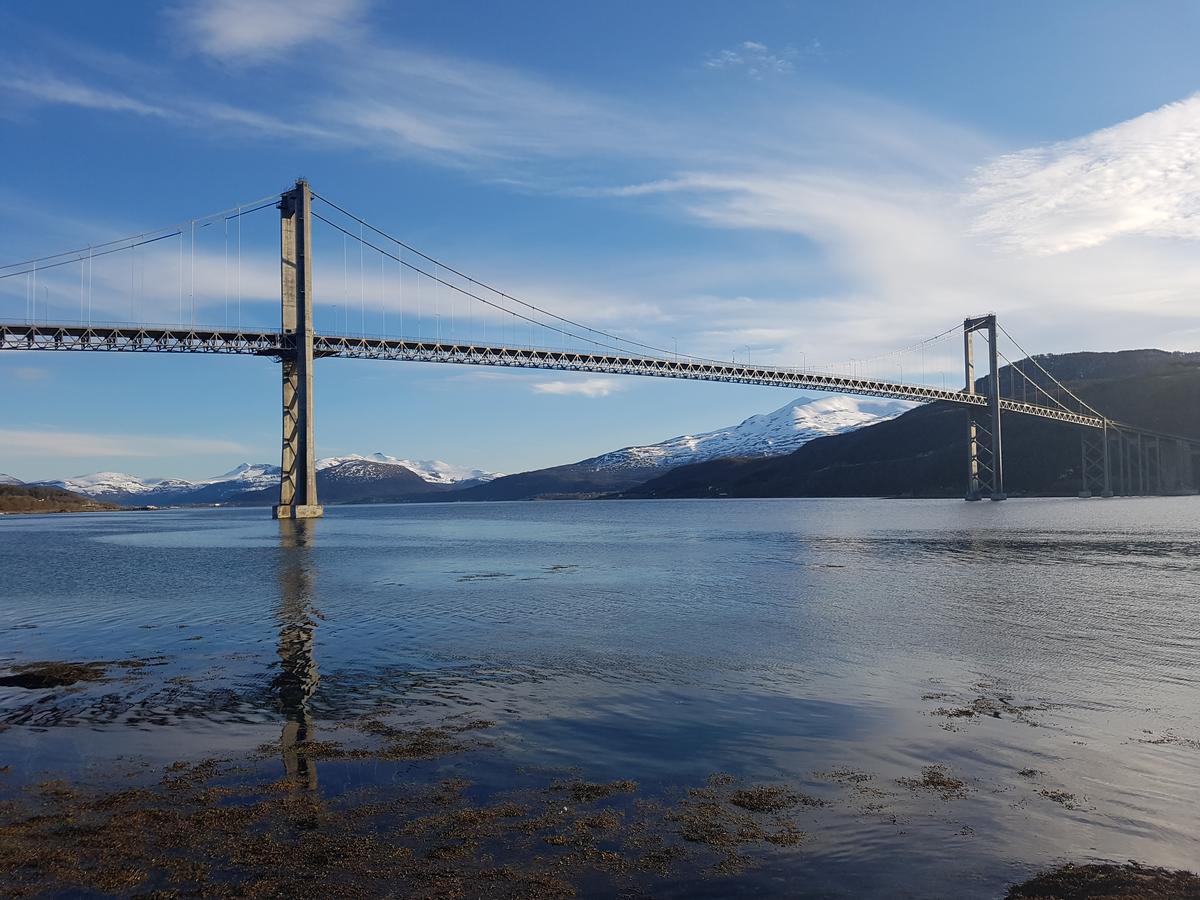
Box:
315, 453, 499, 485
586, 396, 914, 471
442, 394, 918, 502
45, 472, 194, 497
196, 463, 280, 491
34, 453, 498, 506
0, 473, 24, 486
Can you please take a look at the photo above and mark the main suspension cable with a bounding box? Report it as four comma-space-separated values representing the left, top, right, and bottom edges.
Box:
311, 210, 674, 359
996, 322, 1103, 419
0, 194, 281, 279
311, 191, 681, 360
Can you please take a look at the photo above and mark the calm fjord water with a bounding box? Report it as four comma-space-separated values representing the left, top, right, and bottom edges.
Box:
1, 498, 1198, 896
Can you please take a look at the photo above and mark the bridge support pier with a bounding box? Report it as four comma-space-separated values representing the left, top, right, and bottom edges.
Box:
963, 314, 1005, 501
1080, 425, 1115, 497
1176, 439, 1196, 493
273, 180, 323, 520
1101, 422, 1113, 497
965, 416, 981, 501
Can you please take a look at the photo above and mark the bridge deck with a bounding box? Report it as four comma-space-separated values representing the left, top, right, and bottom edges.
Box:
1, 321, 1106, 429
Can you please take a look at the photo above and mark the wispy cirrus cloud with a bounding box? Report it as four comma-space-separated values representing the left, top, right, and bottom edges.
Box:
308, 46, 639, 163
1, 38, 635, 168
0, 429, 248, 458
0, 73, 169, 117
1, 68, 340, 144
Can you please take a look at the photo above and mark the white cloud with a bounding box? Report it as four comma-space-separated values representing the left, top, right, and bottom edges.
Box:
177, 0, 368, 63
969, 93, 1200, 254
532, 377, 624, 398
0, 429, 247, 458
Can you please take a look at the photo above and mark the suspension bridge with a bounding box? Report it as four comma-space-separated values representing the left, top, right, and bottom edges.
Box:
2, 180, 1194, 515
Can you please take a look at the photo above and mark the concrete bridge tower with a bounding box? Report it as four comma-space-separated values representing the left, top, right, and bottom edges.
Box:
273, 180, 323, 519
963, 314, 1006, 501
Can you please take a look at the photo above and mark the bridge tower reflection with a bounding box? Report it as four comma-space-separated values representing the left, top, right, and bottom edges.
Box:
275, 518, 320, 788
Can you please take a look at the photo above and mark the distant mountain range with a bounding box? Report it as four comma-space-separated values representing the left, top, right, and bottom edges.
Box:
10, 350, 1197, 505
34, 454, 501, 507
588, 396, 912, 470
21, 396, 911, 506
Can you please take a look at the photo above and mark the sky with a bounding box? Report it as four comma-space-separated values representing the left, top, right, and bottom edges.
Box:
3, 0, 1200, 481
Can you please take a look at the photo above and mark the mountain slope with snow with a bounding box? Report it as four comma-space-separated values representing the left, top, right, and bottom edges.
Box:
440, 395, 916, 502
44, 472, 194, 497
585, 396, 914, 471
315, 453, 499, 485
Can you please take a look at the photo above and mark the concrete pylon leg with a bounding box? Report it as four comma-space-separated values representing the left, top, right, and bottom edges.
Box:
1137, 434, 1145, 496
963, 325, 981, 501
966, 416, 981, 501
985, 315, 1006, 501
1077, 431, 1092, 498
1101, 424, 1113, 497
273, 180, 323, 520
1181, 440, 1197, 493
1116, 435, 1123, 495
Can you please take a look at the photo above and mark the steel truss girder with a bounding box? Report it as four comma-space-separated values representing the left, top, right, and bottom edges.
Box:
1, 323, 282, 355
4, 323, 1192, 442
306, 334, 1110, 426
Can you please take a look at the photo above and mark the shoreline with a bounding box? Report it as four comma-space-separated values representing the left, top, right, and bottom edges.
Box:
2, 657, 1198, 898
5, 707, 1196, 898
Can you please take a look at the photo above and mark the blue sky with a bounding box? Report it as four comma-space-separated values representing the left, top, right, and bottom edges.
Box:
3, 1, 1200, 481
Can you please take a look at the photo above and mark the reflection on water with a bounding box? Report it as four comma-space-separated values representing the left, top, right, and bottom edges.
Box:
0, 498, 1198, 896
275, 518, 320, 789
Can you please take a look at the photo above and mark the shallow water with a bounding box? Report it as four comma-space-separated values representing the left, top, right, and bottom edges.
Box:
1, 498, 1198, 896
